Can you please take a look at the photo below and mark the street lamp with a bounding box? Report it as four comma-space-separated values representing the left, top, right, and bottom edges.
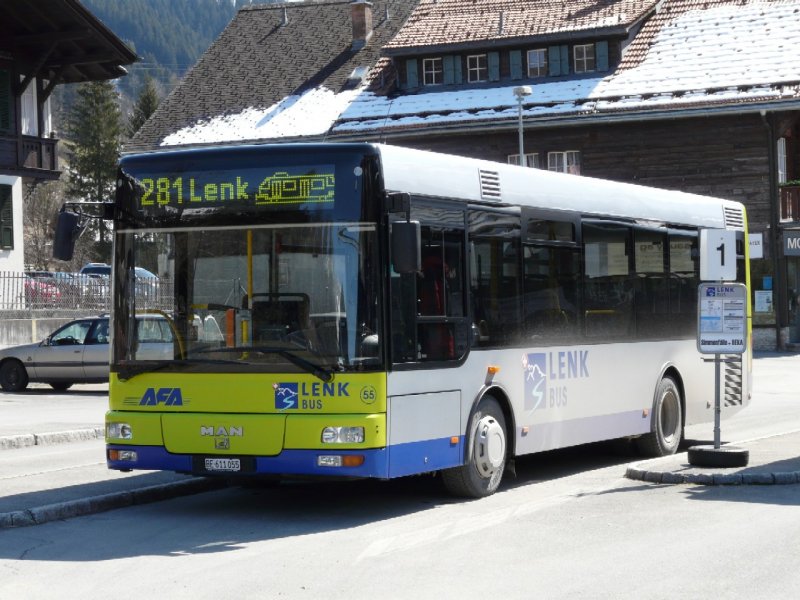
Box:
513, 85, 532, 166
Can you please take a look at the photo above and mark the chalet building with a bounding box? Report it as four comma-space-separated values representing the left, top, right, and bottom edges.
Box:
129, 0, 800, 350
0, 0, 135, 272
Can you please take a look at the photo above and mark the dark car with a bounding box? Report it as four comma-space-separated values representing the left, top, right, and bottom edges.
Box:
0, 314, 174, 392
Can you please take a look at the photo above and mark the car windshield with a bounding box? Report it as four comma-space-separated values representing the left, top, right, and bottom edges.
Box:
114, 223, 382, 375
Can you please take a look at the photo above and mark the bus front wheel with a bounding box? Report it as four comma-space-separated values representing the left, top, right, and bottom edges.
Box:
636, 376, 682, 457
442, 396, 507, 498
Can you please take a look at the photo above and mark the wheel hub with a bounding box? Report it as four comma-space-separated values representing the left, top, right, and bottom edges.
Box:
474, 415, 505, 477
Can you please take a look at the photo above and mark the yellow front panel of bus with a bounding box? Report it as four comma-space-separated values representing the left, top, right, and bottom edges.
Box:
109, 372, 387, 414
162, 413, 285, 455
284, 413, 385, 449
105, 411, 164, 445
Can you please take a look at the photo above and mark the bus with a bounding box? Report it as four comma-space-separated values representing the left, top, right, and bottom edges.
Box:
55, 143, 751, 497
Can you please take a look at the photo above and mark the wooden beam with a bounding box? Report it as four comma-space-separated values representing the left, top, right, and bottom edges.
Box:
9, 28, 93, 46
15, 42, 57, 97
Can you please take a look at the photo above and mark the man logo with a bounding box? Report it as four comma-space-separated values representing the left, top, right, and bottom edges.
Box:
523, 353, 547, 411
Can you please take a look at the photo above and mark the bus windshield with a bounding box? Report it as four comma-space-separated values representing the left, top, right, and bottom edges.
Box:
114, 222, 381, 375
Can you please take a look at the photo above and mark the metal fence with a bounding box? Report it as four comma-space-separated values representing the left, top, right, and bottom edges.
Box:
0, 271, 173, 316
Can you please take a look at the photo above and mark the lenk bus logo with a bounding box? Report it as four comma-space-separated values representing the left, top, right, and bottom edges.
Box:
139, 387, 184, 406
273, 381, 351, 410
274, 383, 299, 409
523, 351, 590, 411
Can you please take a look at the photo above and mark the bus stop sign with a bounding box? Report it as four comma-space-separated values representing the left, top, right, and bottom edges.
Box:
697, 283, 747, 354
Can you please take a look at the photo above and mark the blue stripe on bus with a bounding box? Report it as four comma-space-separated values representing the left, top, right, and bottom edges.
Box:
387, 436, 464, 478
107, 436, 465, 479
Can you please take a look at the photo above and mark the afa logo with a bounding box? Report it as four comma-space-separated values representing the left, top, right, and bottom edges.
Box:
274, 382, 299, 410
523, 353, 547, 411
139, 387, 184, 406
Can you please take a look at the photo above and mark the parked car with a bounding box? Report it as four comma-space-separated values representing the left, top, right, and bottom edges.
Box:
79, 263, 159, 301
0, 314, 174, 392
23, 274, 61, 307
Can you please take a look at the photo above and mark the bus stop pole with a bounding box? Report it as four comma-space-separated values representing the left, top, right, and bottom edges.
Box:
714, 354, 721, 450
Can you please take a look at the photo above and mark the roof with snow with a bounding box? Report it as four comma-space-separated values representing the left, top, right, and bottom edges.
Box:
127, 0, 419, 152
130, 0, 800, 151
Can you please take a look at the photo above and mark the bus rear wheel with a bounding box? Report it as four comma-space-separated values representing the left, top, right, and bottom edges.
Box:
636, 376, 682, 457
442, 396, 507, 498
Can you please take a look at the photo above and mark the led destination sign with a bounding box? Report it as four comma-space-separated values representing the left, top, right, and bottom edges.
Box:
134, 165, 336, 211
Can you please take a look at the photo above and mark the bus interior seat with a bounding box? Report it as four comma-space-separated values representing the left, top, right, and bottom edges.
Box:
251, 293, 310, 342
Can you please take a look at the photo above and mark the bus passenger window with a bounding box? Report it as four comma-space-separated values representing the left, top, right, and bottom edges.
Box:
583, 222, 634, 338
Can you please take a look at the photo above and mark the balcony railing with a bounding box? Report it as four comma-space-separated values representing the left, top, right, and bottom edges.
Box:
0, 134, 59, 177
780, 184, 800, 222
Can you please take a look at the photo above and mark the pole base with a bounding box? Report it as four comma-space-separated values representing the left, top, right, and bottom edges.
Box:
687, 445, 749, 468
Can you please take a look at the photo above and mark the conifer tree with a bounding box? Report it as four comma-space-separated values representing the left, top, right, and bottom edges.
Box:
64, 80, 123, 260
128, 76, 160, 138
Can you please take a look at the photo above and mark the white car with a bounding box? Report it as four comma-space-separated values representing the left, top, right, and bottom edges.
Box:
0, 315, 173, 392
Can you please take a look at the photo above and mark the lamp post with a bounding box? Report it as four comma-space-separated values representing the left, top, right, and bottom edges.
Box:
513, 85, 532, 166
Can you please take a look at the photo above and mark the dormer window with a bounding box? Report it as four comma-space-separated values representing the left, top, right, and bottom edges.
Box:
574, 44, 596, 74
527, 49, 548, 78
423, 58, 443, 85
467, 54, 488, 83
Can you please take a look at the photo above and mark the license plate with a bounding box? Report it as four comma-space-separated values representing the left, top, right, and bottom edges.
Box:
204, 458, 241, 472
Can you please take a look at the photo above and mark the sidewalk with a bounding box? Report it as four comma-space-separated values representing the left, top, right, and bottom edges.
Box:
625, 430, 800, 485
0, 385, 224, 528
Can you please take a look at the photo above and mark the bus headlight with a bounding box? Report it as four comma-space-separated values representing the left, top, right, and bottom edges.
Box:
107, 422, 133, 440
321, 426, 364, 444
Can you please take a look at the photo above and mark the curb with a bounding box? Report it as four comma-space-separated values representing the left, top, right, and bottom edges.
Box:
0, 427, 105, 450
625, 465, 800, 485
0, 477, 228, 529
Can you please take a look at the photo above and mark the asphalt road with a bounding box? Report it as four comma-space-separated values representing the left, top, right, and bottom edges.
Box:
0, 353, 798, 598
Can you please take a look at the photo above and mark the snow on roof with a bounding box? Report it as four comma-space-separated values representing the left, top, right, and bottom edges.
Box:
160, 0, 800, 146
161, 87, 361, 146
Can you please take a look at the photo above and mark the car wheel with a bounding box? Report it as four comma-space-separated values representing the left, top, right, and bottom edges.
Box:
50, 382, 73, 391
0, 360, 29, 392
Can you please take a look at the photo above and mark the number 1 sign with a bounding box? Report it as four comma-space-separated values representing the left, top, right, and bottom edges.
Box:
699, 229, 737, 282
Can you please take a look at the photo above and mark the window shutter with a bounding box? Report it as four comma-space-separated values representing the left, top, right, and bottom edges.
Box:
443, 56, 454, 85
0, 70, 10, 132
406, 59, 419, 89
560, 45, 569, 75
509, 50, 522, 80
596, 41, 609, 71
0, 185, 13, 249
453, 56, 463, 83
548, 46, 562, 76
488, 51, 500, 81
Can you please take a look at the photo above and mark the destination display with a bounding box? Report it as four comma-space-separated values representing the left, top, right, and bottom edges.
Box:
132, 165, 336, 212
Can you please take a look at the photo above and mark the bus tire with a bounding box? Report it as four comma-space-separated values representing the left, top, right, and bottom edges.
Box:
636, 376, 682, 457
441, 396, 507, 498
0, 359, 29, 392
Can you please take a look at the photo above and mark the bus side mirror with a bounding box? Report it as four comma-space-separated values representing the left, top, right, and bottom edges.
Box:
391, 221, 421, 274
53, 210, 84, 261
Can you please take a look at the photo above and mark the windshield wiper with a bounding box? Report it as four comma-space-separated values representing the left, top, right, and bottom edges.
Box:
200, 345, 335, 382
116, 358, 252, 381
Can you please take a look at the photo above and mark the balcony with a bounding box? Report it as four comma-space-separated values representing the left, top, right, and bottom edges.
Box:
0, 134, 59, 180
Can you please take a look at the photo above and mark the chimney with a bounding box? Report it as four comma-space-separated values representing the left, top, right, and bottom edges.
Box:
351, 0, 373, 50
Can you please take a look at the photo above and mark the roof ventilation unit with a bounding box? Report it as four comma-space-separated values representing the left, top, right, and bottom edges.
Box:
723, 206, 744, 229
479, 169, 501, 201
